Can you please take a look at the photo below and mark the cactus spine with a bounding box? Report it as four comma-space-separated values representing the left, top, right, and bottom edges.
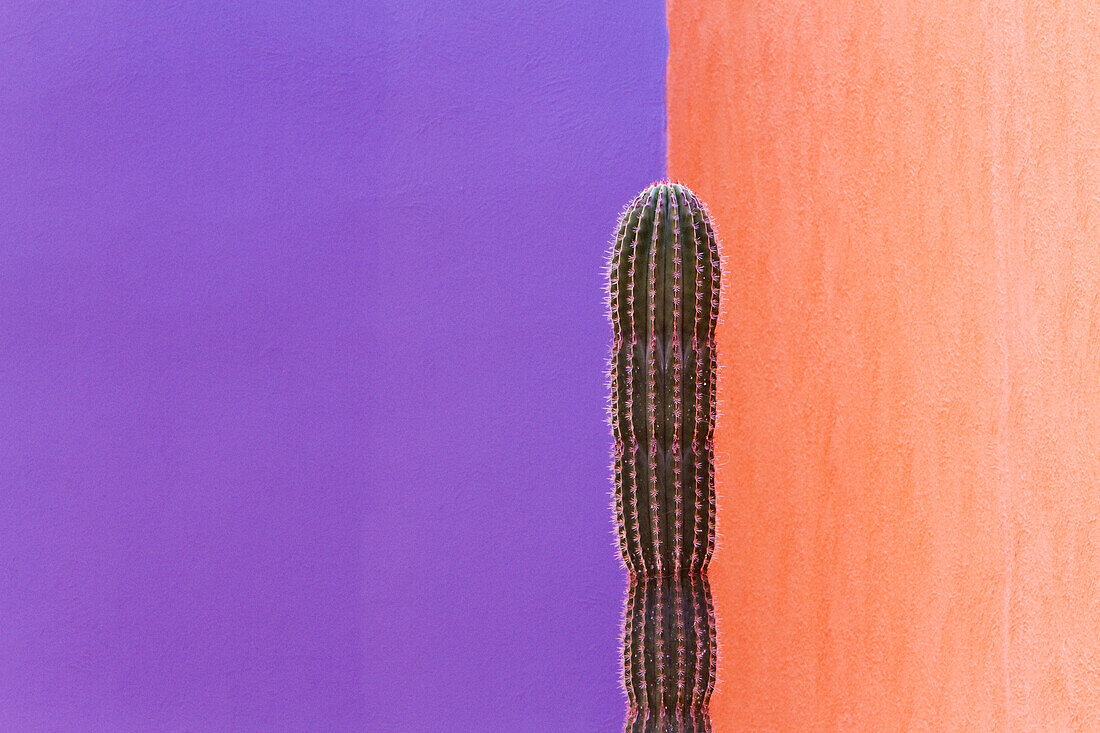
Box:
609, 182, 719, 733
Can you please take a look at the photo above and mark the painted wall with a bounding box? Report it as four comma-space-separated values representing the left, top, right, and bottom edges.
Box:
371, 2, 666, 730
1, 2, 665, 730
669, 1, 1100, 730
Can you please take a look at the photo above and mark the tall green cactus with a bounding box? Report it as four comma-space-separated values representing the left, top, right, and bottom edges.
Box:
608, 182, 719, 732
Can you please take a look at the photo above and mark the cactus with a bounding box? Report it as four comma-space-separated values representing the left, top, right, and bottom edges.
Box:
608, 182, 719, 732
624, 575, 716, 733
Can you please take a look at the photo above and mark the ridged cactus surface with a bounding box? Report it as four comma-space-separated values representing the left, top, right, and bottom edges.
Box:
608, 182, 719, 732
623, 574, 716, 732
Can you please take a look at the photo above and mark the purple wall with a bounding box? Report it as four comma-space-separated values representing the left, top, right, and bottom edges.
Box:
371, 2, 667, 730
1, 2, 666, 731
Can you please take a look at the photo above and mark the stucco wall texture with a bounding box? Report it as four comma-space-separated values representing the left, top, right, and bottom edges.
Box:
669, 2, 1100, 730
1, 1, 667, 731
372, 2, 667, 730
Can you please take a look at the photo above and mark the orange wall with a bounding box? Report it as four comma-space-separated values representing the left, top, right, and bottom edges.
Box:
668, 2, 1100, 730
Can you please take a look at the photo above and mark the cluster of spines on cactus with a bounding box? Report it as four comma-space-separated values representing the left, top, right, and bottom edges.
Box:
609, 181, 719, 732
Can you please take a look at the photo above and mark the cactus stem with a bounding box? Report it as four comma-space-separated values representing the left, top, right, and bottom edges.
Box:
610, 182, 719, 732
